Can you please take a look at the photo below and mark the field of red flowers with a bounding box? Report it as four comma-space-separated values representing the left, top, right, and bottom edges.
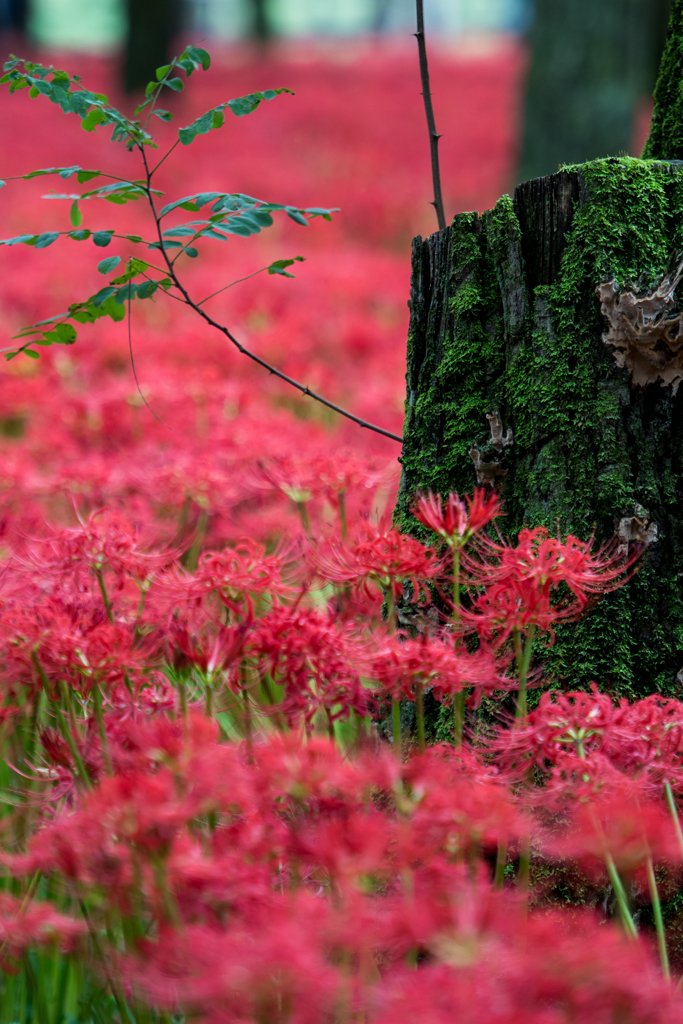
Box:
1, 37, 683, 1024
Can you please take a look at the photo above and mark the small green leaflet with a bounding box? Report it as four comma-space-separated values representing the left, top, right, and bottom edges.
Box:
267, 256, 305, 277
97, 256, 121, 274
178, 88, 294, 145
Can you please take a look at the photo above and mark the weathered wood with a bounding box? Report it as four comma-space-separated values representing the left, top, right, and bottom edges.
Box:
396, 158, 683, 698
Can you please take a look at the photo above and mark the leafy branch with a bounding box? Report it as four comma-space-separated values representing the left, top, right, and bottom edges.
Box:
0, 47, 403, 444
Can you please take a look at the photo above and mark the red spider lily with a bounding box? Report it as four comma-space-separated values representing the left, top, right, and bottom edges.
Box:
0, 894, 85, 971
252, 733, 401, 819
0, 596, 148, 698
171, 622, 248, 679
547, 779, 681, 883
163, 537, 295, 615
26, 508, 177, 589
292, 807, 393, 888
124, 898, 341, 1024
372, 905, 683, 1024
490, 689, 683, 799
370, 632, 508, 708
314, 521, 441, 608
490, 685, 628, 773
249, 605, 372, 729
412, 488, 502, 547
465, 526, 637, 607
397, 747, 527, 865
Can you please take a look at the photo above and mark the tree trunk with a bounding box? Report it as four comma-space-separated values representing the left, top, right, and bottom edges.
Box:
395, 157, 683, 699
520, 0, 669, 180
248, 0, 273, 42
123, 0, 183, 94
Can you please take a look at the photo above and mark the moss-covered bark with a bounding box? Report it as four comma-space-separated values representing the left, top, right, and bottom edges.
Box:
396, 157, 683, 699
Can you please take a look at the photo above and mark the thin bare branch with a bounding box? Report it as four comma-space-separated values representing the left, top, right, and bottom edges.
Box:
138, 148, 403, 445
415, 0, 446, 231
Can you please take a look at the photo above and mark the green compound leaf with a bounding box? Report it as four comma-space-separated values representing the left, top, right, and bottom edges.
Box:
228, 87, 294, 117
178, 88, 293, 146
92, 231, 114, 247
70, 199, 82, 227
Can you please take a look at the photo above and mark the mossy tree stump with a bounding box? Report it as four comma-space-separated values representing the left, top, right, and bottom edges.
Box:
395, 156, 683, 698
395, 1, 683, 698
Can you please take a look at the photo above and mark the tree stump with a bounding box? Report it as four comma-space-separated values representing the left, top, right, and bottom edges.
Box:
395, 157, 683, 698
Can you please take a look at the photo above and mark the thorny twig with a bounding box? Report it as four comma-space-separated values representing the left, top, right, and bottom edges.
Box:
415, 0, 446, 231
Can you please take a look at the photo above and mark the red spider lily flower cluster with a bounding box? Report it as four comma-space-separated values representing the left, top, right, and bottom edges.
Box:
314, 520, 441, 605
462, 526, 638, 645
371, 631, 509, 709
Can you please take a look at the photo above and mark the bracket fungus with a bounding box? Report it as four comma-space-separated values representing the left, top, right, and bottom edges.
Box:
616, 503, 658, 557
597, 257, 683, 392
469, 413, 513, 486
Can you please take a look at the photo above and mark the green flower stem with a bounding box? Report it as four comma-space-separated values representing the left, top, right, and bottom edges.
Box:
451, 543, 466, 744
453, 691, 465, 746
338, 490, 348, 543
415, 681, 425, 754
92, 680, 112, 775
605, 853, 638, 939
205, 675, 213, 718
185, 506, 209, 572
665, 781, 683, 858
58, 681, 91, 790
385, 587, 403, 756
514, 626, 536, 719
95, 568, 114, 624
494, 840, 507, 888
517, 835, 530, 898
646, 856, 670, 979
392, 699, 402, 757
452, 545, 461, 628
178, 676, 188, 727
78, 898, 131, 1022
296, 499, 312, 538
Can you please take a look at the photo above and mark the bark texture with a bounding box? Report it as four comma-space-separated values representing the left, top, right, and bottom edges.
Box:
395, 157, 683, 699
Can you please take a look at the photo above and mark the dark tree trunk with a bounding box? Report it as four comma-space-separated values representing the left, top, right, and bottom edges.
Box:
123, 0, 183, 94
0, 0, 29, 33
520, 0, 669, 180
248, 0, 273, 42
395, 157, 683, 699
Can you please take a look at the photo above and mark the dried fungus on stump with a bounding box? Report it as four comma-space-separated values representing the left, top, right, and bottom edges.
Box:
395, 158, 683, 698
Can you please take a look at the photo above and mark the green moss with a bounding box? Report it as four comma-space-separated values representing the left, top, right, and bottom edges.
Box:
643, 0, 683, 159
397, 157, 683, 697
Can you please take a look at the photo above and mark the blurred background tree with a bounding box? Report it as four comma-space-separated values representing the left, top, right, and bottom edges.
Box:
124, 0, 183, 91
520, 0, 670, 180
0, 0, 28, 34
